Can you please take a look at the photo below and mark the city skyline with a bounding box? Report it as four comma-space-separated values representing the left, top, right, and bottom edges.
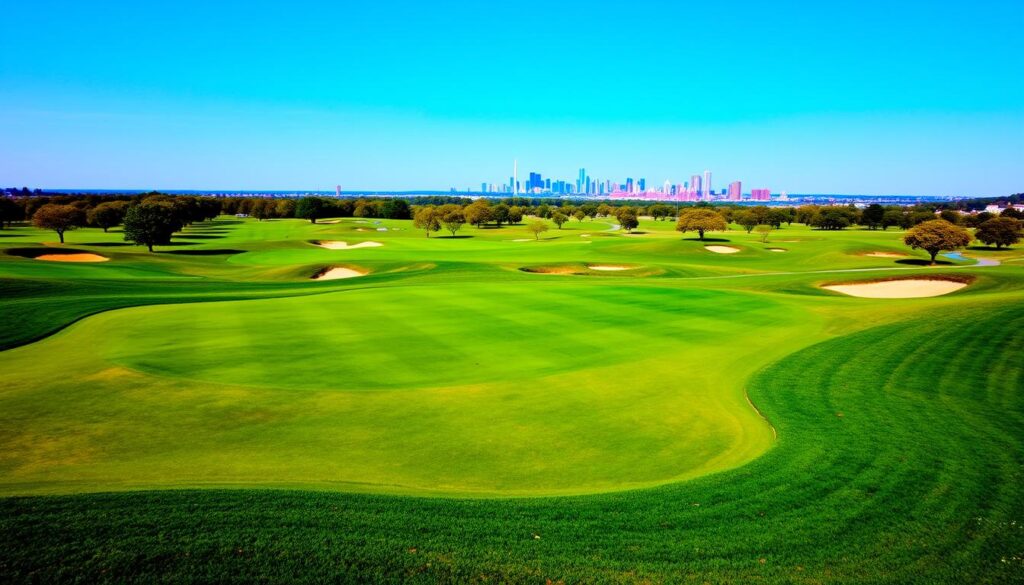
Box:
1, 1, 1021, 195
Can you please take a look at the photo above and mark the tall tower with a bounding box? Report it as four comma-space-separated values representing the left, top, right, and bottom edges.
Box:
513, 159, 518, 195
335, 185, 341, 197
703, 170, 711, 200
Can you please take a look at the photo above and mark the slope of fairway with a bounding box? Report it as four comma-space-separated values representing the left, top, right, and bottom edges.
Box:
0, 281, 809, 496
1, 303, 1020, 584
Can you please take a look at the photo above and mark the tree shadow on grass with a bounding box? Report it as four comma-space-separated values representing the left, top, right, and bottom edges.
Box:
967, 245, 1014, 252
895, 259, 954, 266
160, 248, 246, 256
683, 237, 732, 243
80, 242, 132, 247
175, 234, 225, 240
159, 241, 198, 247
441, 235, 473, 239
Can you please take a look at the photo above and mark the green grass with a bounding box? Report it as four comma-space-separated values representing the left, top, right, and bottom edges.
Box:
1, 215, 1022, 582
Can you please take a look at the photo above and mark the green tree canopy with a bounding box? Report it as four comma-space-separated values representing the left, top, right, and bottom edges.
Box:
123, 202, 184, 252
676, 208, 727, 240
975, 217, 1021, 249
903, 219, 972, 264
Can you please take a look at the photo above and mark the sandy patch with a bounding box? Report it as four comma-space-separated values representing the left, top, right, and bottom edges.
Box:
705, 245, 740, 254
512, 238, 533, 242
766, 248, 787, 252
588, 264, 631, 271
521, 266, 580, 275
313, 240, 383, 250
35, 253, 108, 263
580, 234, 591, 237
862, 251, 907, 258
312, 266, 367, 280
823, 278, 968, 298
319, 219, 342, 224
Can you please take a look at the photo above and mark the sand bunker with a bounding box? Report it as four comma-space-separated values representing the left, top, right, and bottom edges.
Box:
863, 251, 907, 258
512, 238, 533, 242
766, 248, 787, 253
705, 245, 740, 254
823, 278, 968, 299
521, 266, 580, 275
588, 265, 631, 271
313, 241, 383, 250
35, 253, 108, 263
311, 267, 367, 280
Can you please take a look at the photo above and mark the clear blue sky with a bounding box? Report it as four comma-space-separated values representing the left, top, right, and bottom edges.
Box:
1, 0, 1021, 195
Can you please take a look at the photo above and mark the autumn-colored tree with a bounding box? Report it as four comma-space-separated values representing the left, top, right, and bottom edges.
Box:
32, 204, 85, 243
413, 206, 441, 237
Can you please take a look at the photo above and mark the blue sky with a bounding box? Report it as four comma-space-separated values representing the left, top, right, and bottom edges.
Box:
1, 0, 1021, 195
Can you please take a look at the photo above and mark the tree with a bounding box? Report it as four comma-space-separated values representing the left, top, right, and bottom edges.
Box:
87, 201, 128, 232
735, 210, 758, 233
0, 197, 24, 228
32, 204, 84, 243
795, 205, 820, 225
123, 202, 183, 251
250, 199, 275, 221
275, 199, 296, 219
861, 204, 885, 230
754, 224, 772, 243
881, 209, 905, 230
440, 207, 465, 237
464, 201, 492, 228
676, 208, 727, 240
526, 219, 549, 240
975, 217, 1022, 249
551, 211, 568, 229
413, 206, 441, 237
381, 198, 411, 220
492, 203, 510, 227
618, 210, 639, 233
535, 203, 552, 219
295, 197, 326, 223
507, 205, 524, 225
809, 207, 855, 230
903, 219, 972, 264
573, 210, 586, 222
596, 204, 612, 218
938, 209, 962, 225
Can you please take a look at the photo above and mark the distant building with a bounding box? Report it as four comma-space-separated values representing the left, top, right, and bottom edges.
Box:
751, 188, 771, 201
702, 170, 711, 200
728, 181, 742, 201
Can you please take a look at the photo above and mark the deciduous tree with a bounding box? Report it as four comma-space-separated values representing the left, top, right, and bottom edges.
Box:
526, 219, 549, 240
123, 202, 183, 251
903, 219, 972, 264
975, 217, 1021, 249
676, 208, 727, 240
32, 204, 84, 243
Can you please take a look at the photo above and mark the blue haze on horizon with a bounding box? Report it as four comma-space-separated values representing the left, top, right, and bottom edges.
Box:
1, 1, 1021, 196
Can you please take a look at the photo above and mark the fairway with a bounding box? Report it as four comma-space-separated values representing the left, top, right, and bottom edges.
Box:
1, 214, 1023, 582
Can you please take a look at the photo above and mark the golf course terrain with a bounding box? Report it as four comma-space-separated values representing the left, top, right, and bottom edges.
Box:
1, 212, 1022, 583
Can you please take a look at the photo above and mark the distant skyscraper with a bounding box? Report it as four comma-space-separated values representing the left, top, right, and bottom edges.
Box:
691, 174, 702, 196
751, 188, 771, 201
481, 182, 488, 193
513, 159, 518, 195
578, 168, 586, 195
728, 181, 742, 200
703, 170, 711, 200
638, 178, 646, 192
335, 185, 341, 197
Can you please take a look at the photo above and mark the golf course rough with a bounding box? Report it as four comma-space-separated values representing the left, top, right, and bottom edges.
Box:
0, 214, 1021, 583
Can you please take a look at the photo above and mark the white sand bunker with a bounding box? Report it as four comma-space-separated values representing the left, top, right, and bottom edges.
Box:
36, 253, 108, 263
863, 251, 907, 258
312, 267, 367, 280
511, 238, 534, 242
580, 234, 591, 237
823, 278, 968, 299
314, 240, 383, 250
705, 245, 740, 254
766, 248, 787, 253
588, 264, 632, 271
